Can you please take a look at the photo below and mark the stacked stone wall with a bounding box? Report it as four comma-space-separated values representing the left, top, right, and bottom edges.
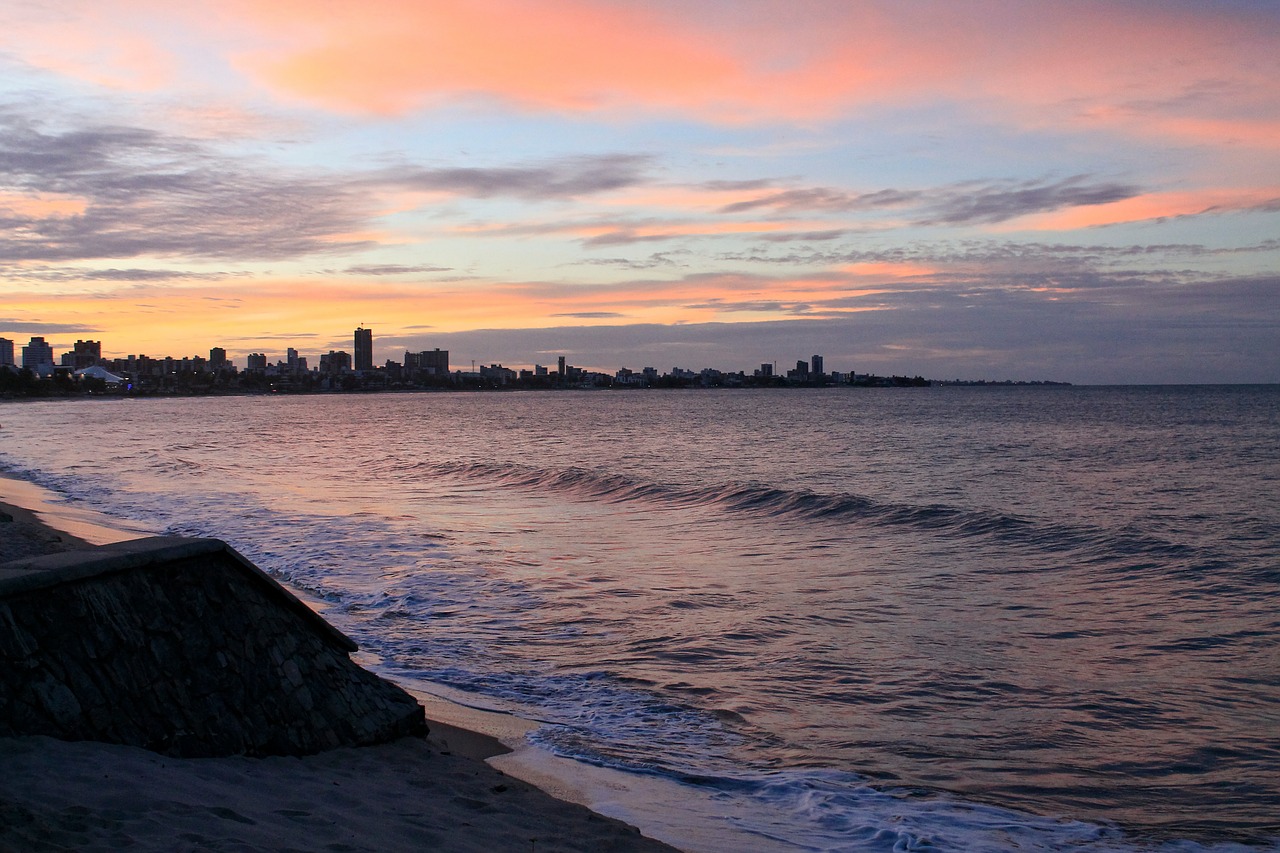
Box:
0, 538, 426, 757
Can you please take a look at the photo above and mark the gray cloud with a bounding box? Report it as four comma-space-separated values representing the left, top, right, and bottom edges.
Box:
374, 154, 651, 200
0, 110, 652, 264
716, 176, 1141, 225
1, 266, 240, 282
718, 238, 1280, 271
340, 264, 453, 276
754, 229, 850, 243
396, 272, 1279, 384
682, 300, 814, 315
551, 312, 628, 319
719, 187, 919, 214
0, 319, 100, 335
700, 178, 777, 192
918, 177, 1141, 225
582, 230, 681, 247
574, 251, 689, 270
0, 112, 373, 262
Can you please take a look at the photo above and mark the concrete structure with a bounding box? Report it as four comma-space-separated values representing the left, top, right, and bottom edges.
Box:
0, 537, 426, 757
21, 337, 54, 370
61, 340, 102, 370
0, 338, 13, 367
354, 327, 373, 372
320, 350, 351, 374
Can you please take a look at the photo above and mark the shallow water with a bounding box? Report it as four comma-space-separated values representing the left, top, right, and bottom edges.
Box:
2, 386, 1277, 851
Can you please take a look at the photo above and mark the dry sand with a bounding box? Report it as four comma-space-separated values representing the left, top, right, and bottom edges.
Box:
0, 734, 674, 853
0, 480, 679, 852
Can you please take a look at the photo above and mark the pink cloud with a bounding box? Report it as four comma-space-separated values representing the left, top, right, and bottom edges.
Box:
210, 0, 1280, 145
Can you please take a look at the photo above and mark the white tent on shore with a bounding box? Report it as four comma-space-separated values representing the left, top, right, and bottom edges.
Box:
74, 366, 127, 386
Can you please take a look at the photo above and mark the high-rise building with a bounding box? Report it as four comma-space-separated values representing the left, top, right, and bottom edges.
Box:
246, 353, 268, 371
354, 327, 373, 372
811, 354, 824, 376
320, 350, 352, 374
209, 347, 227, 369
0, 338, 13, 367
287, 347, 299, 370
419, 348, 448, 375
62, 340, 101, 370
557, 355, 566, 376
21, 337, 55, 369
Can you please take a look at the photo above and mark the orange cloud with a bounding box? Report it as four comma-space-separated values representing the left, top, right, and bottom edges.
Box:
0, 193, 89, 218
234, 0, 747, 117
1, 267, 895, 359
5, 0, 1276, 147
0, 2, 179, 92
213, 0, 1280, 143
1004, 189, 1280, 231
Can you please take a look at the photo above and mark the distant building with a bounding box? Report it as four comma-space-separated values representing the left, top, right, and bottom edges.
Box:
287, 348, 299, 371
811, 354, 824, 377
557, 356, 566, 377
246, 353, 268, 371
319, 350, 351, 374
21, 337, 55, 370
480, 364, 517, 384
209, 347, 228, 369
353, 327, 373, 372
758, 363, 773, 378
418, 348, 448, 375
0, 338, 13, 367
60, 340, 101, 370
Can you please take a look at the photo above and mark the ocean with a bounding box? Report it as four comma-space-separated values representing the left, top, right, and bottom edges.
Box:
2, 385, 1277, 852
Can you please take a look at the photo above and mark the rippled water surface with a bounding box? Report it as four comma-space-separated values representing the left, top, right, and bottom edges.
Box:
3, 386, 1277, 851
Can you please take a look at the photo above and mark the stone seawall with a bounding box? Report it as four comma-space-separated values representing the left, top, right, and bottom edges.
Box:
0, 537, 426, 757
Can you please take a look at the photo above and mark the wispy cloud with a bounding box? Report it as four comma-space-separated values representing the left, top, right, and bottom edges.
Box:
340, 264, 453, 276
918, 177, 1143, 226
373, 154, 651, 200
0, 319, 100, 335
717, 177, 1142, 225
0, 112, 371, 262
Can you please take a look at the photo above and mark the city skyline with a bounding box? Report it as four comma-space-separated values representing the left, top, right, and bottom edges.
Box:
2, 2, 1278, 385
0, 327, 883, 383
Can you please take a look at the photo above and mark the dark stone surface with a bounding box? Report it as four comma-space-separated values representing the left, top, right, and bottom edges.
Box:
0, 538, 427, 757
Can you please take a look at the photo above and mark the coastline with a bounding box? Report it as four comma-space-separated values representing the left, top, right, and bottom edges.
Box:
0, 473, 680, 852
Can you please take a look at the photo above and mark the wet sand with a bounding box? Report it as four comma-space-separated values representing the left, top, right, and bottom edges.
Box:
0, 478, 678, 852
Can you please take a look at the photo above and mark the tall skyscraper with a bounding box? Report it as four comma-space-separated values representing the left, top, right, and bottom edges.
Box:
21, 337, 55, 369
354, 327, 373, 372
811, 354, 824, 376
209, 347, 227, 369
0, 338, 13, 367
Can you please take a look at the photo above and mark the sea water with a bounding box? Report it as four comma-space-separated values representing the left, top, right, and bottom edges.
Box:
2, 386, 1277, 851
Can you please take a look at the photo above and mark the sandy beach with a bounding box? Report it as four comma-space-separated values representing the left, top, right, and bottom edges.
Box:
0, 477, 679, 853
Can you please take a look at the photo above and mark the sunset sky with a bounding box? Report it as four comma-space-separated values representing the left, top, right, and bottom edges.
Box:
2, 0, 1278, 383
